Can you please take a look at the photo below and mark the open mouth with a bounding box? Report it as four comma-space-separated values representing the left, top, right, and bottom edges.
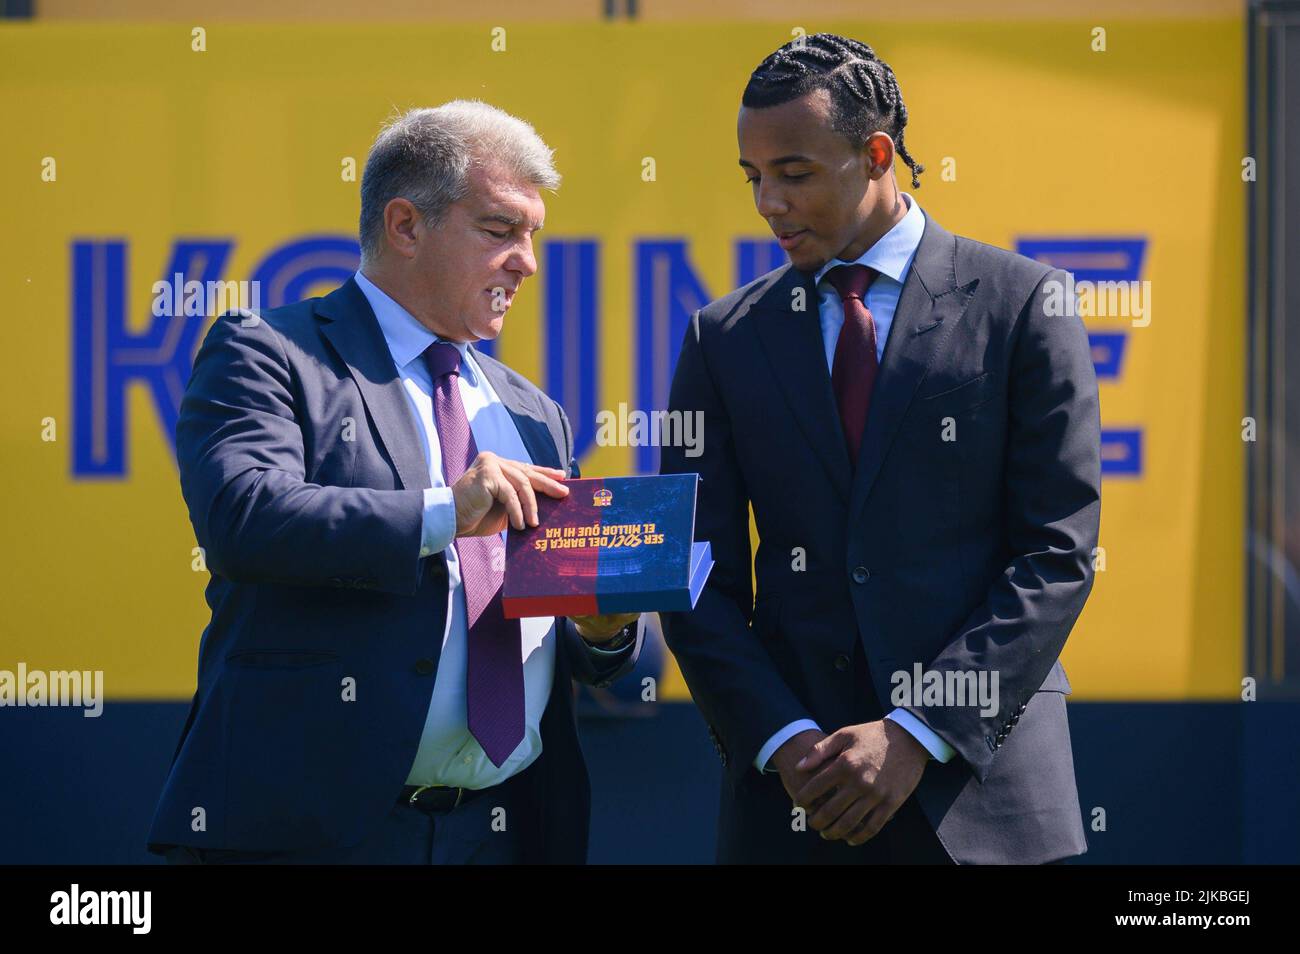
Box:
776, 230, 807, 250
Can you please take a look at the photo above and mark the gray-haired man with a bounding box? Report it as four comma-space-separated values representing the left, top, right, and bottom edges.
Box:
147, 101, 643, 865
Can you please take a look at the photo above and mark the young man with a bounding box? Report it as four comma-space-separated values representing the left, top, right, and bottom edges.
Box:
660, 34, 1100, 864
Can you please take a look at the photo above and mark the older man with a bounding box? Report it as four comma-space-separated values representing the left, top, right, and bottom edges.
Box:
147, 101, 642, 865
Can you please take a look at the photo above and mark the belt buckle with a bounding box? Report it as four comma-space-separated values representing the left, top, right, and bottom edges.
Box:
408, 784, 465, 809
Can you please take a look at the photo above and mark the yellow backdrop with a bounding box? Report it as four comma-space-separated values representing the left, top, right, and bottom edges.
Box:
0, 19, 1243, 700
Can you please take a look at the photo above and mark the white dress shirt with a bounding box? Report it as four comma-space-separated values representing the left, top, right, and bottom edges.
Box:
355, 269, 557, 789
755, 193, 958, 772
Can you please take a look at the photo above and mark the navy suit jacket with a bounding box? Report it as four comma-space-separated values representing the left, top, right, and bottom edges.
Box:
660, 216, 1100, 864
146, 277, 642, 863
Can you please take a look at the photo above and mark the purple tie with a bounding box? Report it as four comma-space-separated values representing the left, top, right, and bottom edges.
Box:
423, 341, 525, 768
825, 264, 881, 465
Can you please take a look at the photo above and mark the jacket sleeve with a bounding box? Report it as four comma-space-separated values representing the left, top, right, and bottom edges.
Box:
899, 268, 1102, 782
658, 310, 814, 787
177, 312, 426, 594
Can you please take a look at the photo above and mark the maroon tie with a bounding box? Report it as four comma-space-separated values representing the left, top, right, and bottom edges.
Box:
825, 264, 881, 465
422, 342, 525, 768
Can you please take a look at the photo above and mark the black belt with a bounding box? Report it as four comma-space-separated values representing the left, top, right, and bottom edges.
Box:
399, 783, 490, 813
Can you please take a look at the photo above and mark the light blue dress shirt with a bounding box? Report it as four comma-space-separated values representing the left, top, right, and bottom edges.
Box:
755, 193, 959, 772
355, 269, 560, 789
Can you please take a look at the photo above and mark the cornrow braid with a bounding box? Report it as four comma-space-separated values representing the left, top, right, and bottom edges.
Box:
742, 33, 925, 189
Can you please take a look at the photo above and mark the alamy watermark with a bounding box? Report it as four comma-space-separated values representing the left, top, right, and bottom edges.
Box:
890, 663, 999, 717
50, 884, 150, 934
151, 274, 262, 318
0, 663, 103, 717
594, 403, 703, 458
1043, 271, 1151, 327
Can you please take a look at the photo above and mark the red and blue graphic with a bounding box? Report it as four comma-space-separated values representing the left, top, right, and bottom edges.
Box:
502, 474, 712, 618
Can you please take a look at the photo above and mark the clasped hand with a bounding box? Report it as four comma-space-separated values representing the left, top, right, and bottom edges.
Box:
770, 720, 929, 846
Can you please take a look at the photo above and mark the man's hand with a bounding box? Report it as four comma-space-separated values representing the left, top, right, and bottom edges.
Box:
570, 613, 641, 644
769, 728, 828, 804
792, 719, 929, 847
451, 452, 569, 536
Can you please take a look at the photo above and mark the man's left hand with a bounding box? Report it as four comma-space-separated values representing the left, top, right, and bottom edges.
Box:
792, 719, 930, 846
570, 613, 640, 643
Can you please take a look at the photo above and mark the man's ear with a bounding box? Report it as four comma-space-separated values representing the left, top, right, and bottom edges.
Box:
383, 197, 422, 259
865, 132, 895, 179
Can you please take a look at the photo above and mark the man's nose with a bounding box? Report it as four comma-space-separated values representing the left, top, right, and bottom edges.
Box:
755, 182, 788, 219
509, 236, 538, 278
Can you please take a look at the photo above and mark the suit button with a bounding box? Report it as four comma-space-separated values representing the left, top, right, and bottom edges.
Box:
833, 654, 851, 672
851, 567, 870, 584
414, 659, 435, 676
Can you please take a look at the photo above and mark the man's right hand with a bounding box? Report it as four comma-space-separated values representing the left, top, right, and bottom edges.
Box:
769, 728, 828, 803
451, 451, 569, 537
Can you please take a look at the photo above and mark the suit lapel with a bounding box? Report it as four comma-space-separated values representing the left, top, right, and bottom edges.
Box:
750, 266, 854, 504
315, 277, 431, 492
847, 217, 979, 527
470, 347, 565, 471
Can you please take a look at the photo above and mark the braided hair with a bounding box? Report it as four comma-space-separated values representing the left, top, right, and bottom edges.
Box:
742, 33, 925, 190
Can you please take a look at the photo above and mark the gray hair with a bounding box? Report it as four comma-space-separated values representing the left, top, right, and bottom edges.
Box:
358, 100, 561, 264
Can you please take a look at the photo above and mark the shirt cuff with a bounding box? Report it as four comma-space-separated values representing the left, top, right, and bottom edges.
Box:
419, 486, 456, 557
885, 708, 957, 763
755, 719, 822, 773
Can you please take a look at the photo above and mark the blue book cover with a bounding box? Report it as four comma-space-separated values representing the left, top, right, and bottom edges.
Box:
502, 473, 713, 618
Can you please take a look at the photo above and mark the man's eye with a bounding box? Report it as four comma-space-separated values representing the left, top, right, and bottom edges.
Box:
744, 177, 758, 185
785, 172, 810, 181
486, 229, 510, 239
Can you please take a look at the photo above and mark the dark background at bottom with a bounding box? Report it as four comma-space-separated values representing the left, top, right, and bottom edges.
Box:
2, 699, 1298, 864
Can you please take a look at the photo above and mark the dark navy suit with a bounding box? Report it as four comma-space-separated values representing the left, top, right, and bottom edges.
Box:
147, 278, 640, 863
661, 215, 1100, 864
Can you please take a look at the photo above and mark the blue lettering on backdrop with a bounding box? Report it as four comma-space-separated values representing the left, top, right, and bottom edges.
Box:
1017, 237, 1147, 477
735, 238, 788, 285
544, 240, 599, 462
249, 235, 360, 310
69, 234, 1145, 479
71, 239, 232, 477
634, 241, 712, 474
